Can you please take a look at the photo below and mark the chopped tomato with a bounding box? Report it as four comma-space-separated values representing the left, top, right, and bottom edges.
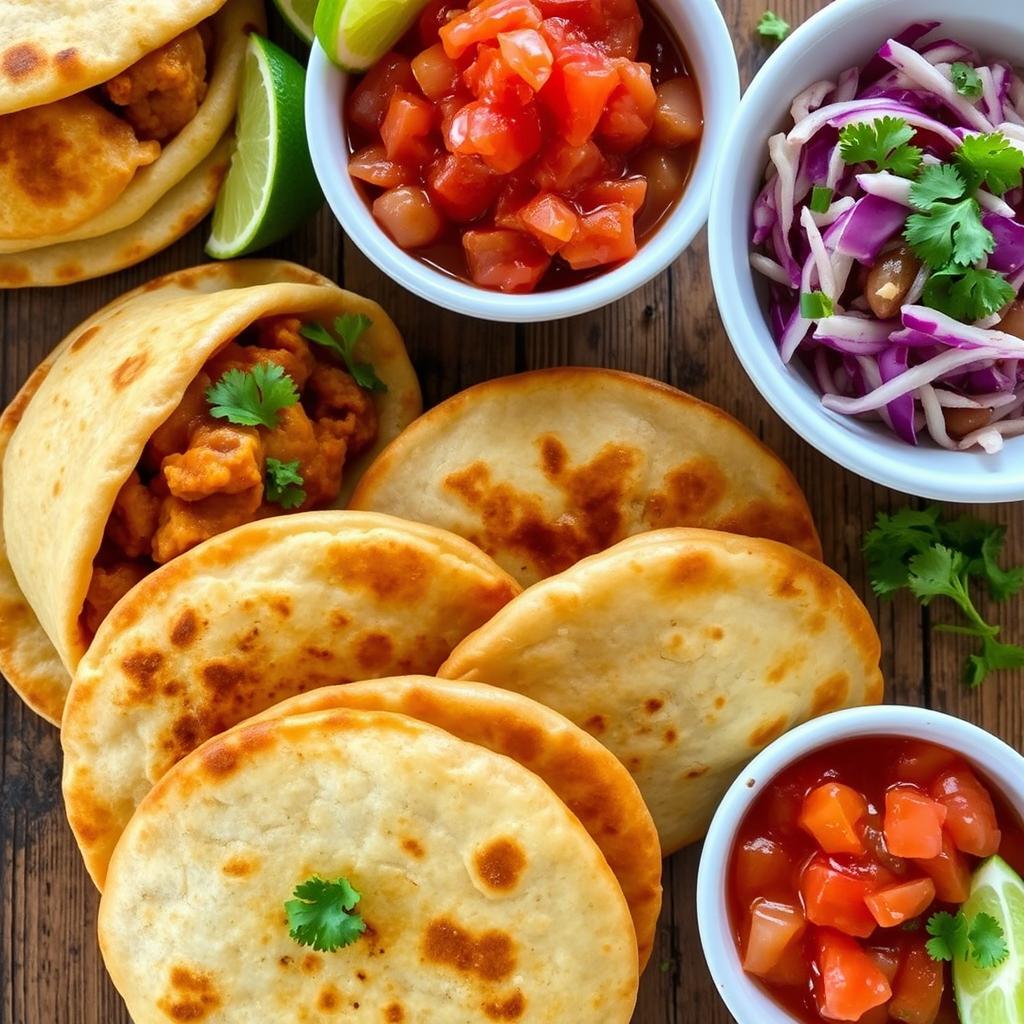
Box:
538, 43, 619, 146
518, 191, 578, 252
763, 937, 809, 987
447, 100, 543, 172
412, 43, 461, 100
372, 185, 445, 247
531, 137, 604, 190
349, 144, 415, 189
597, 59, 655, 151
576, 175, 647, 213
538, 15, 589, 56
630, 147, 687, 230
437, 92, 473, 138
814, 928, 892, 1022
732, 836, 796, 908
889, 940, 944, 1024
418, 0, 453, 46
463, 46, 534, 104
561, 202, 636, 269
349, 54, 417, 135
380, 89, 436, 163
894, 742, 959, 787
931, 767, 1002, 857
596, 0, 642, 58
800, 855, 878, 938
860, 944, 904, 1024
650, 76, 703, 148
426, 152, 503, 221
799, 782, 869, 856
913, 829, 972, 903
497, 28, 554, 91
463, 228, 551, 291
494, 177, 534, 229
864, 878, 936, 928
742, 899, 806, 978
885, 787, 948, 859
440, 0, 542, 58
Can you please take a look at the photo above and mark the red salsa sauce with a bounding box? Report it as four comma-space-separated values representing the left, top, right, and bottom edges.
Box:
728, 737, 1024, 1023
345, 0, 702, 292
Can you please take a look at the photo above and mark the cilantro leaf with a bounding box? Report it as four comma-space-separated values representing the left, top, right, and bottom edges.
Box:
908, 545, 969, 605
967, 635, 1024, 686
904, 196, 993, 269
206, 364, 299, 430
809, 186, 833, 213
265, 458, 306, 510
955, 132, 1024, 196
910, 165, 968, 209
968, 912, 1010, 969
800, 290, 834, 319
839, 117, 923, 177
300, 315, 388, 393
756, 10, 789, 40
285, 876, 367, 953
863, 506, 943, 595
921, 265, 1016, 323
926, 911, 970, 963
951, 62, 984, 99
979, 528, 1024, 601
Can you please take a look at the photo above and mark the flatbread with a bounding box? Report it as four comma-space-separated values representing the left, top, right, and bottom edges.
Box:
62, 516, 520, 888
440, 528, 884, 853
240, 676, 662, 968
349, 367, 822, 586
99, 708, 640, 1023
1, 261, 421, 723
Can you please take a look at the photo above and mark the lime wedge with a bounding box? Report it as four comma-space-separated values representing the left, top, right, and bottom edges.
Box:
953, 856, 1024, 1024
206, 35, 323, 259
315, 0, 427, 72
272, 0, 318, 43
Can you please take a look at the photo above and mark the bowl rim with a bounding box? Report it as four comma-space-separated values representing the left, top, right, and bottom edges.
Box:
695, 704, 1024, 1024
304, 0, 740, 322
707, 0, 1024, 502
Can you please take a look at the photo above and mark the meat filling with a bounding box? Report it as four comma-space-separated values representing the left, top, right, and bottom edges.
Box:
81, 316, 380, 635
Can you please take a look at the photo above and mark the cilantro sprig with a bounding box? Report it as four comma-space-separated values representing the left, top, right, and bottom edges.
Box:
921, 265, 1016, 324
300, 315, 387, 393
951, 62, 984, 100
756, 10, 789, 41
926, 910, 1009, 969
905, 165, 993, 270
285, 876, 367, 953
265, 458, 306, 510
864, 506, 1024, 686
956, 132, 1024, 196
206, 363, 299, 430
839, 117, 923, 178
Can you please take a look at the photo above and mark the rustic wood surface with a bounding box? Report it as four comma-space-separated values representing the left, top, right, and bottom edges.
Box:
2, 1, 1022, 1021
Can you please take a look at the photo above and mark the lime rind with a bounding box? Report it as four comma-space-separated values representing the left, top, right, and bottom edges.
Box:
271, 0, 317, 43
315, 0, 426, 72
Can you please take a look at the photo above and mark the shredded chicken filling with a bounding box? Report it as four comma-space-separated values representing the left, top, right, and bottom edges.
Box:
80, 317, 379, 636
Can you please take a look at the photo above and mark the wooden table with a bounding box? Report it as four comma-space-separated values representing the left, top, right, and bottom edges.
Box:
2, 1, 1022, 1020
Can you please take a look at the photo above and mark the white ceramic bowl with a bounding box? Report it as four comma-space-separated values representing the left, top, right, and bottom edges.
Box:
708, 0, 1024, 502
696, 705, 1024, 1024
305, 0, 739, 322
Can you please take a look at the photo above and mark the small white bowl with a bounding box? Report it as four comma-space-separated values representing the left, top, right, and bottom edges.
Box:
696, 705, 1024, 1024
305, 0, 739, 322
708, 0, 1024, 502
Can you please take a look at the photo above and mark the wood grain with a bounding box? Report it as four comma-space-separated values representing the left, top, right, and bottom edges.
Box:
1, 2, 1022, 1021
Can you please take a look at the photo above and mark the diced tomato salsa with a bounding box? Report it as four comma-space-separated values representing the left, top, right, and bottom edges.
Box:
345, 0, 701, 292
728, 737, 1024, 1024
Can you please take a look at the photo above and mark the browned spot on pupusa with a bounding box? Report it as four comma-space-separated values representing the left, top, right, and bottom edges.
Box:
402, 837, 425, 858
584, 714, 607, 734
812, 671, 850, 715
53, 47, 83, 78
112, 352, 149, 389
201, 660, 251, 695
705, 625, 725, 640
422, 919, 516, 981
2, 44, 41, 80
170, 608, 200, 648
474, 838, 527, 891
749, 715, 788, 749
0, 264, 29, 286
157, 966, 221, 1021
766, 648, 806, 685
644, 698, 663, 714
302, 954, 322, 974
684, 764, 708, 779
442, 436, 642, 577
663, 549, 717, 590
70, 324, 101, 352
484, 991, 526, 1020
717, 499, 822, 559
56, 262, 83, 282
644, 457, 729, 527
384, 1004, 405, 1022
120, 650, 165, 700
330, 541, 431, 603
356, 632, 394, 672
222, 855, 258, 878
318, 984, 341, 1011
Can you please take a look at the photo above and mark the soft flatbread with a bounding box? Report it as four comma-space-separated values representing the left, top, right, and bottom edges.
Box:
62, 516, 520, 888
239, 676, 662, 968
440, 528, 884, 853
98, 708, 640, 1023
349, 367, 822, 586
1, 261, 421, 724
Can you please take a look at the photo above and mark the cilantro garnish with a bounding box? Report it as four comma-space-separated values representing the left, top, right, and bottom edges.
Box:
800, 290, 834, 319
864, 506, 1024, 686
905, 166, 992, 270
206, 364, 299, 430
756, 10, 789, 41
921, 265, 1016, 323
809, 185, 833, 213
955, 132, 1024, 196
265, 458, 306, 510
839, 117, 923, 177
926, 911, 1009, 969
300, 315, 387, 393
285, 876, 367, 953
951, 62, 984, 100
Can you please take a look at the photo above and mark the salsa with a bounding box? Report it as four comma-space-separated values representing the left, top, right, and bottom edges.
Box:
345, 0, 702, 292
728, 736, 1024, 1023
